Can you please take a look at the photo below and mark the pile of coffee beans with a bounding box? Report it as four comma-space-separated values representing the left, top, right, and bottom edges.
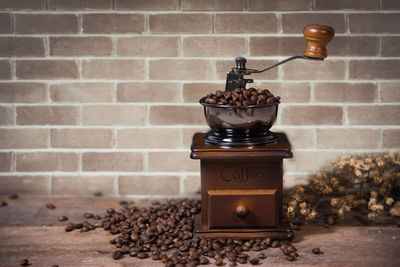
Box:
65, 199, 301, 265
203, 88, 280, 106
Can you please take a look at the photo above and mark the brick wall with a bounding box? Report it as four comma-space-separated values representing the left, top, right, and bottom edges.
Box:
0, 0, 399, 197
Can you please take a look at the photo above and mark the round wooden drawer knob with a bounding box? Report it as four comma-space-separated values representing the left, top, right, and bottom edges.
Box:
235, 205, 249, 218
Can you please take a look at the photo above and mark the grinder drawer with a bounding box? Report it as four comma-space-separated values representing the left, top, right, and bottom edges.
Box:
207, 189, 277, 228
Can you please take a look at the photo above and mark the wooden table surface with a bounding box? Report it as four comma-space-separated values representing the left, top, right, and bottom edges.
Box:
0, 197, 399, 267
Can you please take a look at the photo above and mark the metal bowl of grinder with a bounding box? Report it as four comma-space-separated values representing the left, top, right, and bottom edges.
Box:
200, 96, 279, 147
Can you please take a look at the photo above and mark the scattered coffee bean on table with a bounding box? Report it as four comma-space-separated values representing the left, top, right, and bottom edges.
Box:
58, 215, 68, 222
83, 212, 94, 218
46, 203, 56, 209
64, 199, 309, 265
19, 259, 29, 266
9, 193, 18, 199
312, 247, 322, 254
93, 191, 102, 197
0, 201, 7, 207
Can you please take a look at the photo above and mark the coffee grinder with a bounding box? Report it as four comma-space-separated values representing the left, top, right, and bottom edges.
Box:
190, 25, 335, 240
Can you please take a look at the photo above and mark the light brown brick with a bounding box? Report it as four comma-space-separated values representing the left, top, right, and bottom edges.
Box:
282, 13, 345, 33
16, 106, 78, 125
0, 0, 45, 10
117, 82, 180, 103
284, 173, 309, 188
349, 60, 400, 80
52, 176, 114, 196
150, 105, 205, 125
0, 153, 12, 172
0, 37, 44, 57
0, 14, 12, 33
314, 0, 378, 10
119, 175, 180, 195
117, 36, 179, 57
250, 37, 305, 57
148, 152, 199, 172
281, 106, 343, 125
83, 105, 146, 126
50, 37, 112, 56
382, 0, 400, 9
329, 36, 378, 56
51, 129, 113, 148
116, 0, 179, 10
0, 129, 47, 148
149, 60, 212, 80
183, 36, 246, 57
0, 60, 11, 79
350, 14, 400, 33
284, 151, 343, 172
16, 152, 78, 172
82, 152, 143, 172
0, 106, 13, 125
82, 14, 144, 34
183, 82, 224, 103
382, 129, 400, 148
183, 175, 201, 195
82, 60, 144, 80
0, 176, 48, 195
15, 14, 78, 34
16, 60, 78, 80
348, 105, 400, 125
50, 83, 113, 103
381, 37, 400, 57
248, 0, 311, 10
216, 60, 278, 80
182, 0, 245, 10
215, 13, 277, 33
314, 83, 376, 103
253, 82, 311, 103
272, 128, 313, 149
48, 0, 112, 10
316, 128, 379, 149
380, 82, 400, 102
117, 128, 180, 149
149, 14, 212, 34
282, 60, 345, 80
0, 83, 46, 103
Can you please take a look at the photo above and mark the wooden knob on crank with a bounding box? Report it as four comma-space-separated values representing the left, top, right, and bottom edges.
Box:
303, 24, 335, 59
235, 205, 249, 219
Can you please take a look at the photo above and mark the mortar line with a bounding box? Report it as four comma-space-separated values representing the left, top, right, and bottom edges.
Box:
143, 152, 149, 172
12, 152, 16, 172
113, 175, 119, 196
179, 174, 185, 195
48, 175, 52, 196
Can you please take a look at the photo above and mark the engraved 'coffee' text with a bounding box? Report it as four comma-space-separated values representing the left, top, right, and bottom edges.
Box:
220, 167, 263, 183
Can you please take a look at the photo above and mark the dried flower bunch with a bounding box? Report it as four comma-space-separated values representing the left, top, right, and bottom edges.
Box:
285, 153, 400, 225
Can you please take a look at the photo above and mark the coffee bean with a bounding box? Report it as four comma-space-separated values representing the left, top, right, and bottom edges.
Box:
58, 215, 68, 222
106, 208, 115, 214
287, 254, 296, 261
258, 252, 266, 259
271, 240, 280, 248
249, 258, 260, 265
137, 252, 149, 259
199, 256, 209, 265
252, 245, 261, 251
46, 203, 56, 209
215, 257, 224, 266
312, 247, 321, 254
83, 213, 94, 219
112, 250, 122, 260
93, 191, 102, 197
9, 193, 18, 199
0, 201, 7, 207
20, 259, 29, 266
152, 253, 161, 260
238, 257, 247, 264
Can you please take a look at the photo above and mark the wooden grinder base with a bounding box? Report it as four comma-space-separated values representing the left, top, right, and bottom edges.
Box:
190, 132, 294, 240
